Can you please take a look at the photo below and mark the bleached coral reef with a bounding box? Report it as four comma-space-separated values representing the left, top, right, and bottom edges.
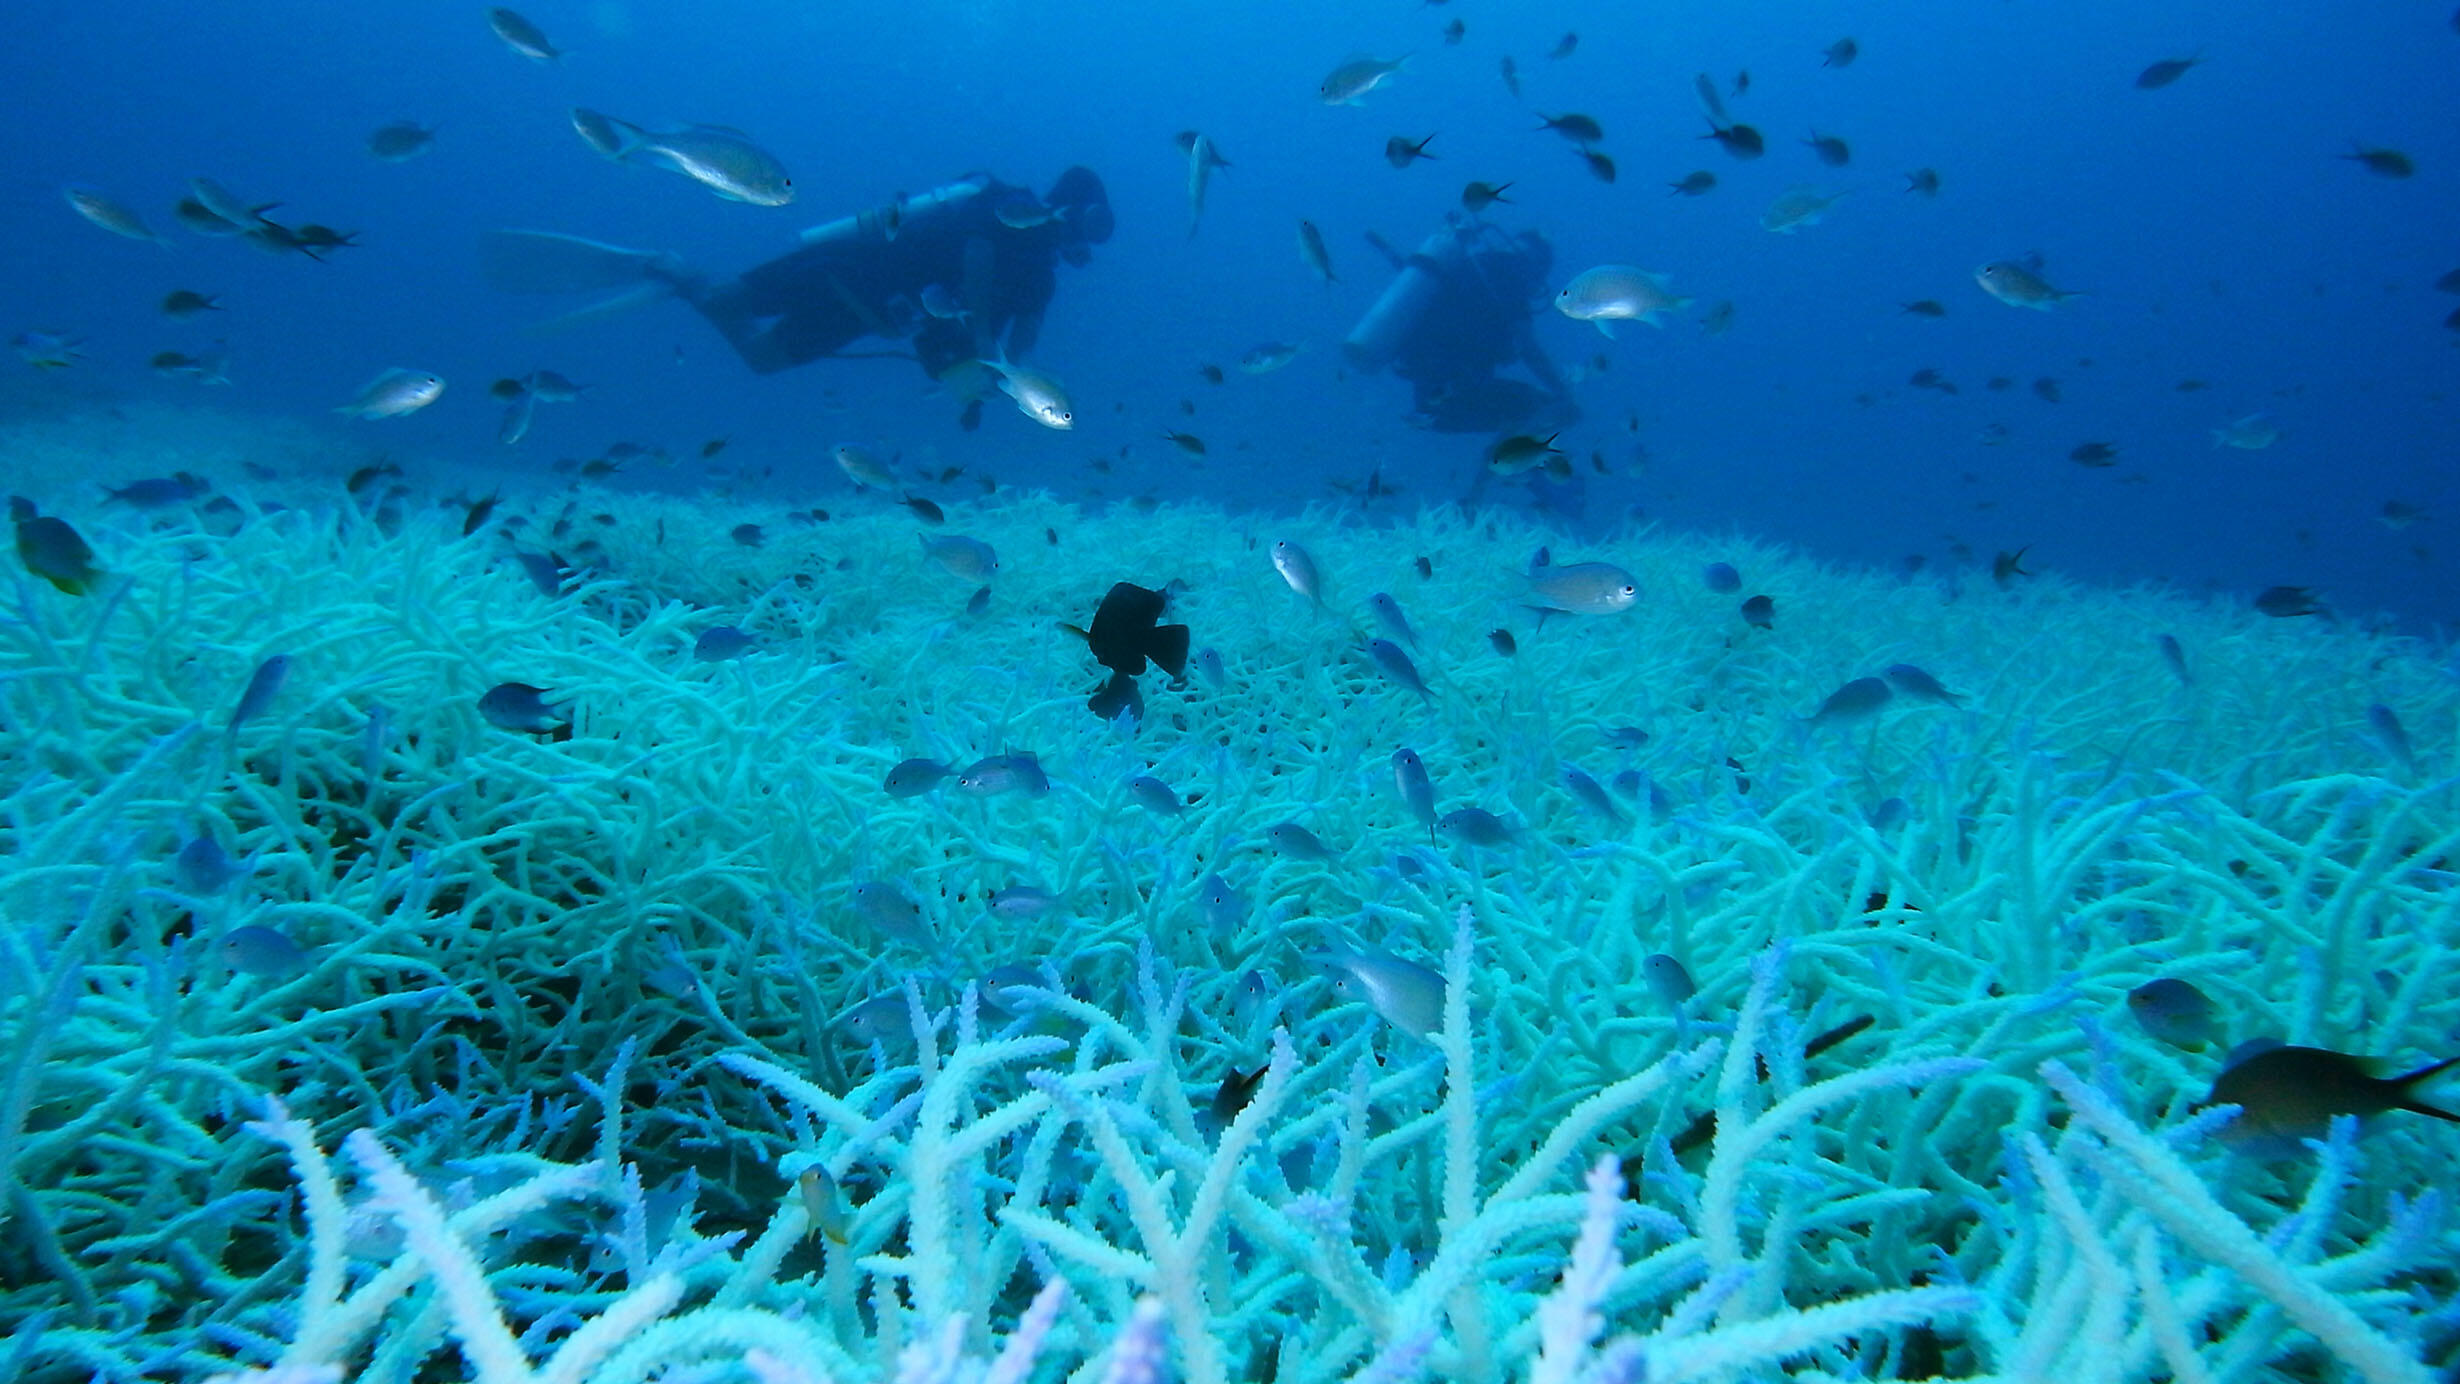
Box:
2, 448, 2455, 1382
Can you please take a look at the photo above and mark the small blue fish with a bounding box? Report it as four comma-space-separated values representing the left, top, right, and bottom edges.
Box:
1436, 807, 1514, 848
2127, 977, 2217, 1051
919, 533, 999, 582
1562, 766, 1625, 824
513, 550, 567, 597
1601, 726, 1650, 750
1740, 594, 1775, 630
478, 682, 568, 736
2366, 704, 2415, 775
1868, 797, 1911, 830
1320, 950, 1445, 1040
1641, 953, 1695, 1007
105, 472, 210, 508
1488, 628, 1518, 657
222, 925, 310, 980
1197, 873, 1248, 932
956, 751, 1049, 796
1367, 592, 1418, 648
1366, 638, 1433, 703
841, 993, 916, 1046
175, 832, 247, 894
1266, 821, 1334, 861
695, 626, 758, 661
980, 962, 1051, 1016
362, 704, 390, 783
1194, 647, 1228, 689
1392, 748, 1437, 836
884, 758, 953, 797
227, 654, 292, 736
2158, 634, 2192, 686
965, 585, 992, 615
851, 880, 933, 947
1272, 539, 1323, 607
1883, 663, 1963, 706
989, 884, 1062, 918
1127, 775, 1182, 814
1702, 562, 1741, 593
1809, 677, 1893, 729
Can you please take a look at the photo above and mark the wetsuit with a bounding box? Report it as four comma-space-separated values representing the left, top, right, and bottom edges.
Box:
680, 167, 1111, 378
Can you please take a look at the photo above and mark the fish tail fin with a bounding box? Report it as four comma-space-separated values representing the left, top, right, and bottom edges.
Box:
1149, 625, 1191, 680
2395, 1055, 2460, 1121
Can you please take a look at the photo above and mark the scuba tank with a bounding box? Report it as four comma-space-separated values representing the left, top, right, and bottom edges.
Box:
1342, 224, 1470, 371
797, 176, 991, 247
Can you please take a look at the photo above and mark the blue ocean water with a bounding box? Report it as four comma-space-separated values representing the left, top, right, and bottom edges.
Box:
7, 0, 2457, 626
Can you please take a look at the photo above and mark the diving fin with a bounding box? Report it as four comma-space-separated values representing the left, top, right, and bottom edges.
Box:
480, 229, 674, 295
521, 283, 672, 335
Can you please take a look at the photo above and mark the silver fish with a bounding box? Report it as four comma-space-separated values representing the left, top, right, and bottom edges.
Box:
488, 7, 561, 60
1975, 256, 2078, 310
1555, 266, 1691, 336
851, 880, 933, 948
63, 185, 166, 245
1367, 638, 1432, 703
983, 358, 1074, 429
1272, 539, 1322, 606
1392, 748, 1437, 836
1239, 341, 1301, 373
337, 368, 445, 420
919, 534, 998, 582
833, 443, 898, 490
1525, 560, 1639, 615
1320, 949, 1443, 1038
626, 125, 794, 205
1319, 55, 1407, 106
1297, 220, 1336, 284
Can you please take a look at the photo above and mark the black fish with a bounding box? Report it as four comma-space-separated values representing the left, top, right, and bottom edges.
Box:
1070, 581, 1192, 721
1704, 122, 1764, 159
1211, 1063, 1269, 1127
2205, 1045, 2459, 1150
2254, 585, 2324, 618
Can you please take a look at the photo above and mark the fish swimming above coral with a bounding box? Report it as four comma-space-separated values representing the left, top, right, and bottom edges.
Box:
1064, 580, 1189, 721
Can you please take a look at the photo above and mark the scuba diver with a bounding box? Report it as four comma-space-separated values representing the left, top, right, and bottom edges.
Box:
1342, 215, 1578, 436
479, 166, 1113, 402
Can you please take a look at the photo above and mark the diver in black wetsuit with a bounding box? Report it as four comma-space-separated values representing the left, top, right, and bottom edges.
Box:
1343, 217, 1577, 435
666, 167, 1113, 382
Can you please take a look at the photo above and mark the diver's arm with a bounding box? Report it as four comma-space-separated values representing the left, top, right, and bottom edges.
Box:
1003, 303, 1045, 359
1513, 316, 1572, 398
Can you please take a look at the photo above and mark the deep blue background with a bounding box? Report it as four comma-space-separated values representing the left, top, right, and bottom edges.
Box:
5, 0, 2455, 627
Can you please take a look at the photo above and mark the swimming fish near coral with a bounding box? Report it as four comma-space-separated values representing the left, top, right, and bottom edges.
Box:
478, 682, 570, 738
2204, 1044, 2459, 1152
1882, 663, 1964, 706
1809, 676, 1894, 728
883, 758, 952, 797
1272, 539, 1323, 606
1066, 580, 1191, 721
956, 752, 1049, 796
11, 497, 102, 595
1392, 748, 1438, 837
1320, 949, 1444, 1039
1524, 557, 1639, 616
2126, 977, 2218, 1051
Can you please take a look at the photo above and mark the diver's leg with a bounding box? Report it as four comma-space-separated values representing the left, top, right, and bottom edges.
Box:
669, 277, 803, 375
